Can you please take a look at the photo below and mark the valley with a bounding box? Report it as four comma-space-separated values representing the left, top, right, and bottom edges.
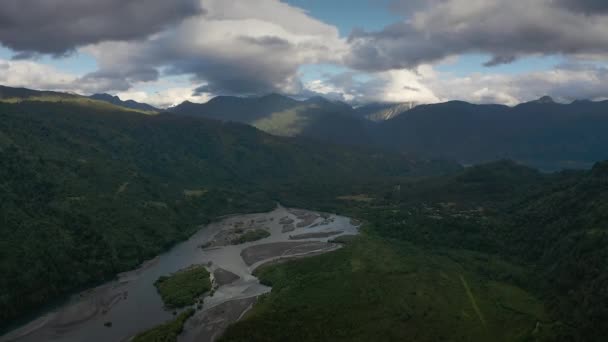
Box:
2, 2, 608, 341
0, 87, 606, 342
1, 206, 359, 342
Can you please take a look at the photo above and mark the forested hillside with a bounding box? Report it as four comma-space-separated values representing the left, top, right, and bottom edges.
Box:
2, 86, 606, 341
227, 160, 608, 341
0, 98, 455, 329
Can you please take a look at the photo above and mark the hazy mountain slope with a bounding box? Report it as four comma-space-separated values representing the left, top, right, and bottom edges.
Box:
0, 90, 457, 328
90, 93, 158, 113
355, 102, 416, 121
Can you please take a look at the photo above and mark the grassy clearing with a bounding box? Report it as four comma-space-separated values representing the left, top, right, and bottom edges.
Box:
252, 107, 311, 137
154, 266, 211, 309
231, 229, 271, 245
183, 189, 208, 198
336, 194, 374, 202
220, 236, 552, 342
132, 308, 194, 342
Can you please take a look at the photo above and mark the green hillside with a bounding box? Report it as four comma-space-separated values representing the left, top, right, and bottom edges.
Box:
222, 161, 607, 341
1, 86, 606, 341
0, 94, 455, 329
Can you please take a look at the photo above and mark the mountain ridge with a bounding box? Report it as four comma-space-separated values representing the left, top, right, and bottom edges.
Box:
169, 92, 373, 146
4, 85, 608, 170
89, 93, 159, 112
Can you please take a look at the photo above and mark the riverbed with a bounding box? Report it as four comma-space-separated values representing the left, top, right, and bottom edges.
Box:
1, 206, 359, 342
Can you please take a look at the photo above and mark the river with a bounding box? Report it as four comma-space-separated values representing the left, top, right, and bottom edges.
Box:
1, 205, 359, 342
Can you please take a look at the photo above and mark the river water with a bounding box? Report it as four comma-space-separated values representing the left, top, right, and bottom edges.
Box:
1, 206, 359, 342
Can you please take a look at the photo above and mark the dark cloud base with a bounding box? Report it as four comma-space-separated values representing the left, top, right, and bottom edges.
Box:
0, 0, 203, 55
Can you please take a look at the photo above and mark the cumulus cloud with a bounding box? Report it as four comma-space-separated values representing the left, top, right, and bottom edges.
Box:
117, 86, 210, 108
425, 63, 608, 105
305, 67, 440, 105
0, 58, 78, 91
0, 58, 156, 95
0, 0, 203, 56
81, 0, 347, 96
305, 62, 608, 106
2, 0, 608, 106
347, 0, 608, 71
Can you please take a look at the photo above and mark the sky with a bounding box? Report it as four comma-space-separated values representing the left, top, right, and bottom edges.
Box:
0, 0, 608, 108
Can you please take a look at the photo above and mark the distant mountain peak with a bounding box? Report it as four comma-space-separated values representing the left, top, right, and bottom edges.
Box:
91, 93, 120, 101
257, 93, 296, 104
89, 93, 157, 112
591, 160, 608, 176
305, 95, 330, 104
259, 92, 287, 99
536, 95, 555, 104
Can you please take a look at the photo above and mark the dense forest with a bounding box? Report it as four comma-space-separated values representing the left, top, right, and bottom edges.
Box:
259, 160, 607, 341
1, 91, 606, 341
0, 99, 454, 330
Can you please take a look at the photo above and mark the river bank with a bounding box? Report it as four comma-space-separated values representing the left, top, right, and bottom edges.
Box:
1, 206, 359, 342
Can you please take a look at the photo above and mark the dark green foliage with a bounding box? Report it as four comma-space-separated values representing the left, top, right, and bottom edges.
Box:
154, 266, 211, 308
221, 237, 550, 342
248, 160, 606, 341
132, 308, 195, 342
0, 94, 452, 329
4, 86, 606, 341
363, 161, 608, 340
231, 229, 270, 244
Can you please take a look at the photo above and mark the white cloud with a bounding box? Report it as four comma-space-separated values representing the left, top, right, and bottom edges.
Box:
82, 0, 347, 96
117, 86, 211, 108
0, 58, 79, 91
2, 0, 608, 107
426, 63, 608, 105
348, 0, 608, 71
306, 62, 608, 106
305, 67, 441, 105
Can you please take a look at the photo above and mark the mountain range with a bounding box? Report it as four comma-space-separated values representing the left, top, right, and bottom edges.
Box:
1, 85, 607, 341
3, 85, 608, 170
168, 92, 608, 170
374, 97, 608, 170
89, 93, 159, 113
0, 87, 455, 329
169, 94, 372, 146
